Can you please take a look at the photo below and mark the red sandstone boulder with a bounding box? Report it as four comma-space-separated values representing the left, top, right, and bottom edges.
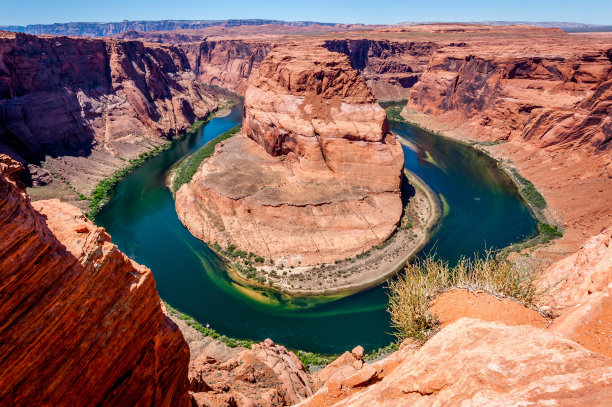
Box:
188, 338, 313, 407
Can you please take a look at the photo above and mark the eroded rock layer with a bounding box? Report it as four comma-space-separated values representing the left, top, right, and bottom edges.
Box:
176, 45, 404, 265
0, 31, 218, 195
0, 155, 190, 406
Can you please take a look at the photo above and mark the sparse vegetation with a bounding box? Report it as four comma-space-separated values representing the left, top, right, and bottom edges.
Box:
538, 222, 563, 241
295, 350, 337, 371
511, 169, 547, 210
165, 302, 254, 349
171, 124, 241, 193
388, 252, 545, 342
86, 113, 220, 220
380, 99, 408, 122
363, 341, 400, 362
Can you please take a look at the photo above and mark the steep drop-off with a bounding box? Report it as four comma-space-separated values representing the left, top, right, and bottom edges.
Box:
0, 31, 219, 198
180, 40, 270, 94
0, 155, 191, 406
176, 45, 404, 267
397, 32, 612, 255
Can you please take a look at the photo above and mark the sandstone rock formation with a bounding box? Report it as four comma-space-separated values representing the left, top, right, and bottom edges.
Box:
543, 227, 612, 310
0, 155, 190, 406
169, 312, 315, 407
188, 338, 313, 407
323, 39, 440, 101
300, 318, 612, 407
0, 31, 219, 196
430, 288, 549, 328
180, 40, 270, 94
550, 284, 612, 358
176, 45, 404, 265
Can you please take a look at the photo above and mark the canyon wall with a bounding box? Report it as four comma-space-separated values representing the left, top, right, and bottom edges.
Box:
405, 42, 612, 151
0, 31, 219, 196
0, 155, 191, 406
176, 45, 404, 265
323, 39, 441, 101
180, 40, 270, 94
397, 33, 612, 254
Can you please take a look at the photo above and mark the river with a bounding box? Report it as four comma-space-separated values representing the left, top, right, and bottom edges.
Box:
96, 104, 537, 354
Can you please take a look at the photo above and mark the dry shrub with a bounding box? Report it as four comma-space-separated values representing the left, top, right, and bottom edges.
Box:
387, 251, 545, 342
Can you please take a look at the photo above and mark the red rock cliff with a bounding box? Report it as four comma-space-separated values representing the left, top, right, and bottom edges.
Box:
0, 31, 218, 194
0, 155, 190, 406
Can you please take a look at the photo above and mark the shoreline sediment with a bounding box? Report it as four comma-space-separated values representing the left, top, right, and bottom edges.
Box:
214, 167, 442, 298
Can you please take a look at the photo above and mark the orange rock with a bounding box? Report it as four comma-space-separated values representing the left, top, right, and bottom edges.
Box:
188, 338, 313, 406
176, 45, 404, 266
550, 284, 612, 358
0, 155, 190, 406
319, 319, 612, 406
430, 288, 549, 328
75, 224, 89, 233
542, 227, 612, 311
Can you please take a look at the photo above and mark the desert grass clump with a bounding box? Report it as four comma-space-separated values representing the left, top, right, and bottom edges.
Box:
387, 251, 544, 342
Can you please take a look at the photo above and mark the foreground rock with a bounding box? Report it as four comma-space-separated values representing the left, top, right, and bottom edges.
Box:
300, 318, 612, 406
430, 288, 550, 328
0, 155, 191, 405
188, 338, 313, 407
542, 227, 612, 311
176, 45, 404, 267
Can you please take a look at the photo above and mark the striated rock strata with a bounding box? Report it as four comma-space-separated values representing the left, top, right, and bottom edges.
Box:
0, 31, 218, 197
176, 45, 404, 265
0, 155, 190, 406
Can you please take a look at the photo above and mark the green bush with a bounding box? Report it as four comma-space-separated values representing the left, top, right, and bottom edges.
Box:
172, 124, 241, 193
538, 222, 563, 242
511, 169, 546, 210
295, 350, 336, 370
388, 252, 545, 342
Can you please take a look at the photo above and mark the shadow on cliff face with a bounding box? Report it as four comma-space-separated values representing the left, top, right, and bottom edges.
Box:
0, 88, 97, 166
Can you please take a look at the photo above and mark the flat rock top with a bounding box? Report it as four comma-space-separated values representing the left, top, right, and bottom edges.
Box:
198, 134, 371, 205
251, 44, 375, 103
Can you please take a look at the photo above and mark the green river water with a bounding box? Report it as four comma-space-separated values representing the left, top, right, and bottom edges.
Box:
96, 104, 537, 354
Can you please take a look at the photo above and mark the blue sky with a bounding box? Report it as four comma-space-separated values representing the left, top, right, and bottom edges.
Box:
1, 0, 611, 26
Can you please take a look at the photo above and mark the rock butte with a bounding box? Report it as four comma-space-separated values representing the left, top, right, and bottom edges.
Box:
176, 45, 404, 266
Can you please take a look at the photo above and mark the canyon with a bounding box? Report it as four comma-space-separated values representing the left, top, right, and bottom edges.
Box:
172, 24, 611, 260
0, 31, 221, 208
176, 45, 406, 273
0, 21, 611, 406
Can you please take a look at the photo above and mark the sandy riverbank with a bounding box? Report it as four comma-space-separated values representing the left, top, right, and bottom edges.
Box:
220, 168, 441, 297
